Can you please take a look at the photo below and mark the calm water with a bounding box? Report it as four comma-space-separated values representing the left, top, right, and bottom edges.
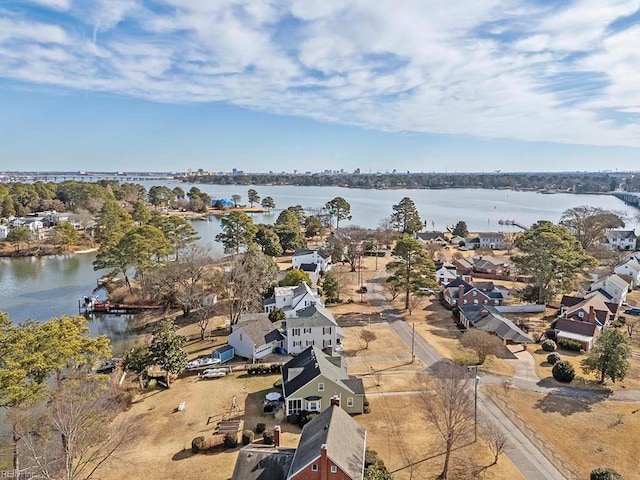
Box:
0, 185, 638, 350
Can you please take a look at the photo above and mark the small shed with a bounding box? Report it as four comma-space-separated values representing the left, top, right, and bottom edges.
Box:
212, 345, 235, 364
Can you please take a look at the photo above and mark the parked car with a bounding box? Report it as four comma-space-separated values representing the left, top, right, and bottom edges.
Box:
356, 286, 368, 294
418, 287, 435, 295
625, 307, 640, 316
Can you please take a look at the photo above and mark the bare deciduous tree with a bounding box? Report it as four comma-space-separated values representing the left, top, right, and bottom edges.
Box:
460, 329, 504, 364
360, 330, 377, 349
626, 317, 639, 339
11, 375, 137, 480
418, 364, 474, 480
383, 278, 401, 302
407, 291, 427, 316
484, 421, 508, 466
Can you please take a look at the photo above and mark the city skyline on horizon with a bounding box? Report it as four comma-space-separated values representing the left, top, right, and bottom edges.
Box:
2, 1, 640, 172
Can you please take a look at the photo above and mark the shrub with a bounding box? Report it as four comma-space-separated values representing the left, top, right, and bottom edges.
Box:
191, 436, 206, 454
297, 411, 319, 428
262, 430, 274, 445
363, 396, 371, 414
541, 339, 557, 352
286, 414, 299, 425
364, 449, 379, 468
223, 433, 238, 448
545, 329, 557, 342
242, 430, 254, 446
558, 338, 584, 352
546, 352, 562, 365
255, 423, 266, 434
552, 360, 575, 383
590, 467, 623, 480
453, 350, 480, 366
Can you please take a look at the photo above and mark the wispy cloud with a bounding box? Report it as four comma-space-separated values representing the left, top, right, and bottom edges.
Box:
1, 0, 640, 147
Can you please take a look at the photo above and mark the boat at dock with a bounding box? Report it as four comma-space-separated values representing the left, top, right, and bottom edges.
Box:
79, 296, 162, 315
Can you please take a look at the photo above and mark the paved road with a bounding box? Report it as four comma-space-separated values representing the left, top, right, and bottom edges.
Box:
367, 272, 567, 480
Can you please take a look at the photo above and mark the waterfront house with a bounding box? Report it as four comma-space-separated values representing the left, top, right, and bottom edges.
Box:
0, 225, 7, 239
283, 304, 342, 355
292, 248, 332, 273
449, 235, 466, 246
434, 261, 473, 286
556, 291, 619, 350
282, 346, 365, 416
263, 282, 323, 318
471, 255, 509, 276
416, 231, 448, 246
232, 405, 367, 480
604, 230, 637, 251
477, 232, 507, 250
228, 313, 284, 361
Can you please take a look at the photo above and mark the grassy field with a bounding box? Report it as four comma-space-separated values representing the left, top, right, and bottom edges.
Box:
409, 298, 516, 377
102, 372, 285, 480
359, 394, 525, 480
488, 386, 640, 480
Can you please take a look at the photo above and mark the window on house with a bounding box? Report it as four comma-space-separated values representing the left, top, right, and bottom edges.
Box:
293, 341, 301, 347
323, 339, 332, 347
579, 311, 584, 318
239, 334, 243, 341
463, 299, 468, 304
494, 300, 499, 305
307, 400, 320, 411
318, 383, 324, 392
312, 464, 318, 472
288, 399, 302, 414
323, 327, 332, 335
304, 327, 312, 334
473, 299, 478, 305
292, 328, 300, 336
347, 397, 354, 407
306, 340, 314, 346
331, 466, 338, 473
472, 291, 477, 296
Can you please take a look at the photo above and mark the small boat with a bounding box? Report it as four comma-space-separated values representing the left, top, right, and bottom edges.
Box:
199, 368, 227, 379
186, 357, 220, 370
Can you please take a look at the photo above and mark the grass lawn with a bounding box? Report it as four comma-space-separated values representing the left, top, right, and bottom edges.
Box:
340, 323, 420, 375
102, 372, 284, 480
487, 386, 640, 480
410, 298, 516, 377
359, 394, 525, 480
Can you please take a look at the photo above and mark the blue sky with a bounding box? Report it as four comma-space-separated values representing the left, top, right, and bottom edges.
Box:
1, 0, 640, 173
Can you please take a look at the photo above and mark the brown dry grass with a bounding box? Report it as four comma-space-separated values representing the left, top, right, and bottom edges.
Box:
340, 324, 422, 375
102, 372, 283, 480
408, 298, 516, 377
488, 386, 640, 480
360, 395, 525, 480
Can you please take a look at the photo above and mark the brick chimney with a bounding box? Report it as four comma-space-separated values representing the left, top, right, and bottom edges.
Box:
320, 444, 329, 480
481, 309, 489, 318
588, 306, 596, 323
274, 425, 280, 447
457, 285, 465, 307
330, 396, 340, 407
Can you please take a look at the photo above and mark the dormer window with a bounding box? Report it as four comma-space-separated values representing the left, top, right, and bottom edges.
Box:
578, 311, 584, 318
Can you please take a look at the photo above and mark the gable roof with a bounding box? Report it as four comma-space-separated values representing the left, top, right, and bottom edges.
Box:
288, 405, 366, 480
234, 314, 284, 347
416, 231, 446, 241
590, 274, 630, 294
287, 304, 337, 329
555, 318, 598, 337
460, 306, 533, 343
231, 445, 296, 480
282, 346, 363, 398
607, 230, 637, 240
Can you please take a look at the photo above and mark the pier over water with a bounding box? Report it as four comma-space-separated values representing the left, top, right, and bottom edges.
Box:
613, 191, 640, 208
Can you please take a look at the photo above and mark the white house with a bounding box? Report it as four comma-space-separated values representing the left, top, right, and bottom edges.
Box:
0, 225, 8, 240
12, 218, 44, 232
284, 304, 342, 355
477, 232, 507, 250
227, 313, 284, 361
263, 282, 323, 318
604, 230, 637, 251
291, 248, 332, 272
589, 274, 629, 305
614, 258, 640, 289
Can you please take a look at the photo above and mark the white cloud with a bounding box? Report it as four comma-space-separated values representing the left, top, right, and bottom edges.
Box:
2, 0, 640, 148
23, 0, 70, 11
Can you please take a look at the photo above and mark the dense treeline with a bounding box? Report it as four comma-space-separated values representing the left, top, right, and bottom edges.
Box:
182, 172, 626, 192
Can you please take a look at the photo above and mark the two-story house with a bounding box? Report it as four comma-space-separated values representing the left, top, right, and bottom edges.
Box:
442, 279, 504, 308
0, 225, 7, 240
292, 248, 332, 273
604, 230, 637, 251
416, 231, 448, 246
284, 304, 341, 354
264, 282, 323, 318
614, 258, 640, 289
434, 261, 473, 286
588, 274, 629, 305
556, 291, 619, 350
282, 346, 365, 416
477, 232, 507, 250
232, 404, 367, 480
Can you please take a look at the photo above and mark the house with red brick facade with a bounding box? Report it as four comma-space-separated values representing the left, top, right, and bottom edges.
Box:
231, 404, 366, 480
442, 279, 504, 308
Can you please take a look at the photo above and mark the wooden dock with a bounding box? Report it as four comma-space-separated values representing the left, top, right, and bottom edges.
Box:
79, 298, 162, 315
